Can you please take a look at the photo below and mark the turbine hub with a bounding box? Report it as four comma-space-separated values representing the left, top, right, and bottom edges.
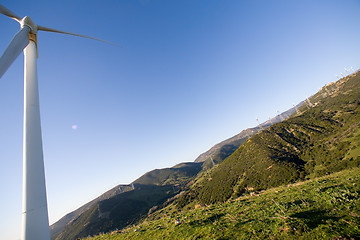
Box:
21, 16, 37, 33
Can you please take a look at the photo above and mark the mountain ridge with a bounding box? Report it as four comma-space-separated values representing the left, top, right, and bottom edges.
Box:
50, 104, 299, 239
176, 71, 360, 206
51, 71, 359, 240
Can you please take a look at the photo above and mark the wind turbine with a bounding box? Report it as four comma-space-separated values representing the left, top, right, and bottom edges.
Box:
305, 97, 313, 108
210, 155, 215, 167
276, 110, 283, 121
0, 4, 110, 240
268, 116, 273, 125
292, 104, 301, 115
256, 118, 263, 130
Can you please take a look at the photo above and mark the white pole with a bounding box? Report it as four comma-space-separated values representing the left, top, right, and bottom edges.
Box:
22, 39, 50, 240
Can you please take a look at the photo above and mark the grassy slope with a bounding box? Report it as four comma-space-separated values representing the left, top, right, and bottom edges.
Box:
85, 167, 360, 240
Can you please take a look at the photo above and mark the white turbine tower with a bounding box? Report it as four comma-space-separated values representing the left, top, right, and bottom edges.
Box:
268, 116, 273, 125
305, 97, 313, 108
293, 104, 301, 115
210, 155, 216, 167
0, 4, 110, 240
277, 110, 283, 121
256, 118, 263, 130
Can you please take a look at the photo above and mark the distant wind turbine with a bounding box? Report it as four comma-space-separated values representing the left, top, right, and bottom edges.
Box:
268, 116, 273, 124
210, 155, 215, 167
256, 118, 263, 130
305, 97, 313, 108
277, 110, 285, 121
0, 4, 112, 240
293, 104, 300, 115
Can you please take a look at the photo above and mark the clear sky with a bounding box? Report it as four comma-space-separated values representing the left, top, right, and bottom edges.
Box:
1, 1, 359, 239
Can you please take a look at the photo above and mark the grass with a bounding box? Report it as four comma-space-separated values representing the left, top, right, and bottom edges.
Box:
84, 167, 360, 240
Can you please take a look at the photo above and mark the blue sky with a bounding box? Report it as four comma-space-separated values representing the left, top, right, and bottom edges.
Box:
1, 1, 360, 239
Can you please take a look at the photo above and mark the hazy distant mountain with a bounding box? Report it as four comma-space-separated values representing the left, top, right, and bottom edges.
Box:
50, 184, 133, 239
51, 162, 202, 239
52, 184, 179, 240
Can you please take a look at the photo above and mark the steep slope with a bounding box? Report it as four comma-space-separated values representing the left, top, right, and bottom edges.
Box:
54, 185, 179, 240
51, 184, 133, 239
178, 72, 360, 206
52, 162, 202, 239
86, 167, 360, 240
51, 110, 299, 239
194, 104, 301, 167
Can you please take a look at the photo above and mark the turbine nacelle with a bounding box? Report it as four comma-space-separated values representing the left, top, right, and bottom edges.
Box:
21, 16, 38, 34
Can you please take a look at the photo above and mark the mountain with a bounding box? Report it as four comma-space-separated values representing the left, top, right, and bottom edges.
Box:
49, 105, 304, 239
51, 162, 204, 240
84, 70, 360, 239
53, 184, 179, 240
50, 109, 298, 239
87, 167, 360, 240
51, 71, 359, 239
51, 107, 298, 239
194, 103, 302, 170
132, 162, 203, 186
50, 184, 133, 239
177, 71, 360, 206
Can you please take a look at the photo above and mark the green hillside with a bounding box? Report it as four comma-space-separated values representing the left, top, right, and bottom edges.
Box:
54, 185, 179, 240
85, 167, 360, 240
132, 162, 203, 186
51, 98, 298, 239
178, 73, 360, 206
54, 72, 360, 239
51, 184, 134, 239
52, 162, 203, 239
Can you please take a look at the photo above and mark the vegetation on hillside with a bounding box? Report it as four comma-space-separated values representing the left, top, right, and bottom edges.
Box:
132, 162, 203, 186
55, 72, 360, 240
54, 185, 180, 240
85, 167, 360, 240
177, 73, 360, 206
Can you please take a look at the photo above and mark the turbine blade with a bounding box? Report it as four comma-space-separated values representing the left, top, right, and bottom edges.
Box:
0, 4, 21, 22
37, 25, 118, 46
0, 26, 30, 79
